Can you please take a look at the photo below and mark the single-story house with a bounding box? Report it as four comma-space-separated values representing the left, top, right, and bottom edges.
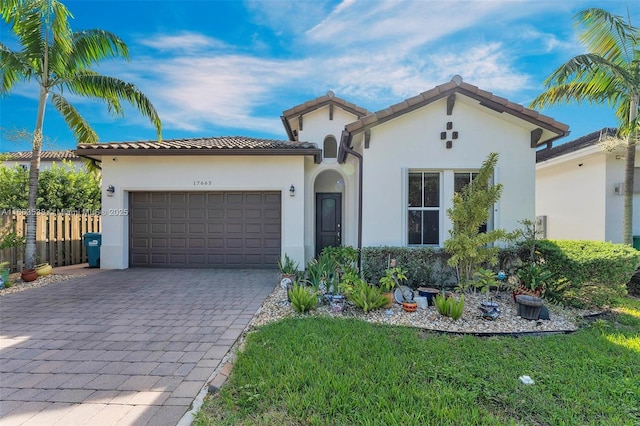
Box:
3, 150, 85, 170
75, 75, 569, 269
536, 127, 640, 243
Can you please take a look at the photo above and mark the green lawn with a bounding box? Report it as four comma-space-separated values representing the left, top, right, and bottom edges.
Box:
195, 298, 640, 425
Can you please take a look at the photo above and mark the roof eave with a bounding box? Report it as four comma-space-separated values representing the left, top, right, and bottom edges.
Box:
74, 147, 323, 164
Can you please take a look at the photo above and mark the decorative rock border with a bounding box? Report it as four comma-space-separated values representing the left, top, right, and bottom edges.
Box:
248, 285, 599, 335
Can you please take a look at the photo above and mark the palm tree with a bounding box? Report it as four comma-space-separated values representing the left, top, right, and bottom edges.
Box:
1, 0, 162, 268
530, 7, 639, 245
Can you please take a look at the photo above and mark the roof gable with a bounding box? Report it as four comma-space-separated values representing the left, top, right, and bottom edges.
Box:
281, 92, 370, 140
345, 75, 569, 146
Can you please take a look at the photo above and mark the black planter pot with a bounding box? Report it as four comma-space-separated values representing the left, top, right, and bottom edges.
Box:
516, 295, 543, 320
417, 287, 440, 306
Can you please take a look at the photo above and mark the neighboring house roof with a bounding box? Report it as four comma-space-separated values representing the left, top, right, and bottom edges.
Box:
4, 150, 80, 161
281, 92, 370, 140
344, 75, 570, 146
75, 136, 323, 164
536, 127, 618, 163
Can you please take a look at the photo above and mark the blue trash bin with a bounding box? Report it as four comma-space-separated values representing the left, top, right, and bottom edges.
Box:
83, 232, 101, 267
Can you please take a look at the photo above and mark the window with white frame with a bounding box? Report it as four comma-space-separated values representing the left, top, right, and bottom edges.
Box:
408, 172, 440, 245
407, 169, 493, 246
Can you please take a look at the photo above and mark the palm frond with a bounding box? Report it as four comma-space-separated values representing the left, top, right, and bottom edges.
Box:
0, 47, 34, 92
70, 29, 129, 69
66, 74, 162, 140
575, 8, 637, 65
51, 93, 98, 144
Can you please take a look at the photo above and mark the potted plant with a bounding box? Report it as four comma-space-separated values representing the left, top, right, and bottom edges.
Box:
378, 266, 408, 307
278, 254, 299, 281
512, 263, 555, 301
20, 268, 38, 282
36, 262, 52, 276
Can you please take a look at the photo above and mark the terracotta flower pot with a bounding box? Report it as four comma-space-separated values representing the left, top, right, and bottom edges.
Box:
21, 268, 38, 282
36, 263, 52, 276
382, 292, 394, 308
402, 301, 418, 312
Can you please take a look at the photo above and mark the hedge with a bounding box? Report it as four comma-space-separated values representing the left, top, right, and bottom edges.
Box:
536, 240, 640, 287
361, 247, 456, 289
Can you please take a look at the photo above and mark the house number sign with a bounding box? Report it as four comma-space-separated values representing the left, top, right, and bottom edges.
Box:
193, 180, 213, 186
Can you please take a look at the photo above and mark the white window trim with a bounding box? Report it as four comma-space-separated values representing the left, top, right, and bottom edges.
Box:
406, 169, 443, 247
404, 167, 498, 248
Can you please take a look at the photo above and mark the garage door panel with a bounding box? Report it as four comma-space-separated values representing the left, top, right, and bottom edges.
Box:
169, 193, 186, 203
189, 209, 206, 219
207, 238, 224, 248
151, 238, 166, 248
151, 223, 167, 233
151, 193, 168, 203
170, 223, 186, 233
227, 224, 243, 233
170, 209, 186, 219
130, 191, 281, 268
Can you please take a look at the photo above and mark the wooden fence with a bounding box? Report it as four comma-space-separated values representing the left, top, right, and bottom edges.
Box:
1, 211, 101, 272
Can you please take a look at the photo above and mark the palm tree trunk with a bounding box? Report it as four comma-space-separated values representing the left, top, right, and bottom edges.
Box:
24, 88, 48, 269
623, 94, 638, 246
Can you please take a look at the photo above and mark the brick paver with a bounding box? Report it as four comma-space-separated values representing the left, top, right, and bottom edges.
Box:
0, 268, 276, 425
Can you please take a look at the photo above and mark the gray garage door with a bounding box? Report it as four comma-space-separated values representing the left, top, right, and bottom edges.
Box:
129, 191, 281, 268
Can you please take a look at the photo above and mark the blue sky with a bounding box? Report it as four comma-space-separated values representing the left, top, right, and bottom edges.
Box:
1, 0, 637, 152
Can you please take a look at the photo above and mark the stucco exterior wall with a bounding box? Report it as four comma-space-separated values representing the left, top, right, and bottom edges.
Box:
536, 149, 607, 241
359, 96, 536, 247
537, 145, 640, 244
296, 104, 360, 264
100, 155, 306, 269
296, 106, 356, 146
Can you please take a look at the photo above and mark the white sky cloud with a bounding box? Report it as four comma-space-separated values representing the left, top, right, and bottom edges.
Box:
4, 0, 628, 146
138, 32, 229, 52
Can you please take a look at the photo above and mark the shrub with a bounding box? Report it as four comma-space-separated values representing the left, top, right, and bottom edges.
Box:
537, 240, 640, 307
349, 281, 389, 313
321, 246, 359, 272
434, 293, 465, 320
288, 283, 317, 313
361, 246, 453, 288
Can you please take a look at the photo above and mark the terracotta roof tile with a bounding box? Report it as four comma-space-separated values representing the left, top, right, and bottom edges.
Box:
75, 136, 323, 163
4, 150, 79, 161
77, 136, 317, 150
536, 128, 618, 162
282, 93, 370, 119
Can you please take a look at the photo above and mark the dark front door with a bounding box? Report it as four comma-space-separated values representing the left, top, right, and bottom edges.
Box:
316, 193, 342, 256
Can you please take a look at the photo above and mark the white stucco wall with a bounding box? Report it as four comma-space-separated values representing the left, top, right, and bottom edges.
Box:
100, 155, 306, 269
536, 149, 607, 241
358, 96, 538, 247
295, 104, 361, 264
296, 106, 356, 146
537, 145, 640, 244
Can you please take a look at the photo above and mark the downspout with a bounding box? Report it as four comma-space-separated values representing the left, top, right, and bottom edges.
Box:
339, 130, 363, 270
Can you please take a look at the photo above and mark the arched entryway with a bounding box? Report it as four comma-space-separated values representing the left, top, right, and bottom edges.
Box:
314, 170, 345, 256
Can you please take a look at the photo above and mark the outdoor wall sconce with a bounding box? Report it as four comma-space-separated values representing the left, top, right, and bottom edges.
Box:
289, 185, 295, 197
106, 185, 115, 196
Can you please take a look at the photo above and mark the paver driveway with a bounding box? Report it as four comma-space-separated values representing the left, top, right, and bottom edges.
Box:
0, 268, 277, 426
